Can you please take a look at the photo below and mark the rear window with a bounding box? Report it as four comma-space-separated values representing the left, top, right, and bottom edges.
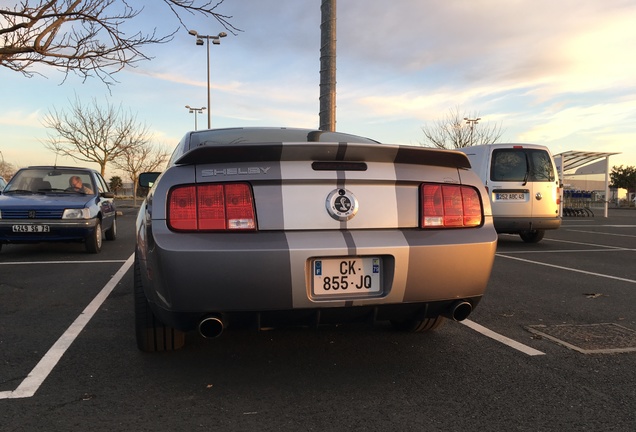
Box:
490, 149, 555, 182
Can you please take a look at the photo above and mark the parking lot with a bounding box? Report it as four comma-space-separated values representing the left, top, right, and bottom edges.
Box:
1, 205, 635, 431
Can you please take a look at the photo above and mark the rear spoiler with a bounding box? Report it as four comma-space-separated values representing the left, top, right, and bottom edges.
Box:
175, 142, 471, 169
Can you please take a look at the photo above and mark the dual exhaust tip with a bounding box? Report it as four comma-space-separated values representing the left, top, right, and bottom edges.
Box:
198, 301, 472, 339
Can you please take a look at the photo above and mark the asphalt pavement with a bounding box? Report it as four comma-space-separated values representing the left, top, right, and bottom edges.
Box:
1, 207, 635, 431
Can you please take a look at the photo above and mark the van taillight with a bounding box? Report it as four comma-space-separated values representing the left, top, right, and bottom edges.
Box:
168, 183, 256, 231
421, 184, 483, 228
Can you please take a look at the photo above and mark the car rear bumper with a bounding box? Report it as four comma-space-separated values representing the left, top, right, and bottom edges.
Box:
493, 216, 561, 233
155, 298, 485, 332
138, 221, 498, 330
0, 219, 98, 243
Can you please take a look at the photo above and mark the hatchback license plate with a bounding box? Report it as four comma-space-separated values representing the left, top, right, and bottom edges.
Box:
12, 224, 50, 233
495, 192, 526, 201
312, 257, 381, 297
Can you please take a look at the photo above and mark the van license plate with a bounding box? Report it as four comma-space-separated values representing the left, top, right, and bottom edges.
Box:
495, 193, 526, 201
312, 257, 381, 297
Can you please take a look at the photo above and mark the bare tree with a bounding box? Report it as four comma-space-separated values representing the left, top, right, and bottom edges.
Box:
421, 106, 504, 149
112, 141, 170, 205
0, 159, 17, 181
42, 97, 150, 176
0, 0, 238, 84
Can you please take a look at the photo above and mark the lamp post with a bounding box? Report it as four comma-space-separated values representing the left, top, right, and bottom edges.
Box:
188, 30, 227, 129
185, 105, 206, 131
464, 117, 481, 146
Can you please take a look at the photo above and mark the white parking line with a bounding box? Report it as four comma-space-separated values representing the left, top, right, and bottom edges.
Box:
502, 248, 631, 254
497, 254, 636, 284
562, 224, 636, 228
461, 319, 545, 356
0, 254, 134, 400
565, 229, 636, 238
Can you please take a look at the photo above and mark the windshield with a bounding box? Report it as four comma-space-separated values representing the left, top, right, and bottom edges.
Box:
4, 168, 96, 195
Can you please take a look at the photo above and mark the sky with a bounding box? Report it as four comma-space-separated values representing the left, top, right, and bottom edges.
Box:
1, 0, 636, 182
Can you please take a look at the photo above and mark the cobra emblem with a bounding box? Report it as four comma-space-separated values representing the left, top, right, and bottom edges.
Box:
326, 189, 359, 221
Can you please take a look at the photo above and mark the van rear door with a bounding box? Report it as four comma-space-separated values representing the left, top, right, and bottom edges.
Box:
489, 146, 558, 220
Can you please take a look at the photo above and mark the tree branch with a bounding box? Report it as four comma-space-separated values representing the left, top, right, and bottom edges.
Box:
1, 0, 238, 84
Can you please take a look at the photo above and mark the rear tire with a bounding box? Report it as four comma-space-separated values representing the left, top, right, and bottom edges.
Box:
105, 217, 117, 241
85, 220, 102, 253
519, 229, 545, 243
134, 256, 185, 352
391, 316, 446, 332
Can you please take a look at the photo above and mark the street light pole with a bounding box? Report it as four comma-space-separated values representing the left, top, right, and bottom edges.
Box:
189, 30, 227, 129
185, 105, 206, 131
464, 117, 481, 146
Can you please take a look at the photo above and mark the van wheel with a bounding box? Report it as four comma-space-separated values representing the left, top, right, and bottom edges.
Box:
519, 229, 545, 243
390, 316, 446, 332
134, 256, 185, 352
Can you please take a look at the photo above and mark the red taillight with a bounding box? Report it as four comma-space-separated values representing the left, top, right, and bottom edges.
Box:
421, 184, 483, 228
224, 183, 256, 230
198, 185, 226, 230
168, 186, 198, 231
168, 183, 256, 231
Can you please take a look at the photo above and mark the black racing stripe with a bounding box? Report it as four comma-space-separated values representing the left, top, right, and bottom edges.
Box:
336, 141, 347, 161
335, 142, 356, 253
341, 230, 356, 255
336, 141, 349, 233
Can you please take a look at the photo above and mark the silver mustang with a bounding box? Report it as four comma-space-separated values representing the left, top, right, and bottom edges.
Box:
134, 127, 497, 351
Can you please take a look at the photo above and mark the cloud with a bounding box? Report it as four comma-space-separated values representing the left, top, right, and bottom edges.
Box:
0, 110, 43, 128
519, 99, 636, 143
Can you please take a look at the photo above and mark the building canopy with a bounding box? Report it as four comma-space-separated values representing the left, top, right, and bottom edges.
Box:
554, 151, 620, 174
553, 150, 621, 218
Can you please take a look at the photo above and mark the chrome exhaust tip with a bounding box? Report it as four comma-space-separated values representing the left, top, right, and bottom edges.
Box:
446, 301, 472, 322
198, 316, 224, 338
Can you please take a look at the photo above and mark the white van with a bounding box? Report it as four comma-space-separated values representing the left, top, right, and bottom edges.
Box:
458, 143, 561, 243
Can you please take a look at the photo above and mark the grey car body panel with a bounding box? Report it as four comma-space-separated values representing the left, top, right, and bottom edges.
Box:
144, 223, 496, 313
136, 128, 497, 331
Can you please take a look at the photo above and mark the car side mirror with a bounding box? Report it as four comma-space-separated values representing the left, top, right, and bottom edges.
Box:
101, 191, 115, 199
139, 172, 161, 189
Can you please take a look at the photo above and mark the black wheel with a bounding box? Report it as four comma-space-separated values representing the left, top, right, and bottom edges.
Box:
134, 256, 185, 352
391, 316, 446, 332
85, 220, 102, 253
105, 217, 117, 241
519, 229, 545, 243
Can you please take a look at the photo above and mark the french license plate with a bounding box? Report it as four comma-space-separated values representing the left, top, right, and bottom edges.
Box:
495, 192, 526, 201
12, 225, 50, 233
312, 257, 381, 297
